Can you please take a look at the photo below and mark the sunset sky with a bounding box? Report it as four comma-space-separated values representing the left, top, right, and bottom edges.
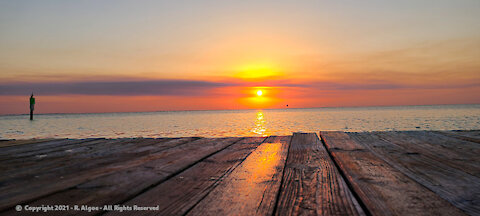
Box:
1, 0, 479, 114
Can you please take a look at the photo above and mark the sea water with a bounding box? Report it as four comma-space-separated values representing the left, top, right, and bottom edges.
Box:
0, 104, 479, 139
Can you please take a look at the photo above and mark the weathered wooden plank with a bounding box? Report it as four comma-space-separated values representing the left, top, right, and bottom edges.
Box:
275, 133, 365, 216
186, 136, 290, 216
0, 138, 175, 183
0, 138, 93, 159
436, 130, 480, 144
350, 132, 480, 215
320, 131, 466, 216
374, 131, 480, 177
105, 137, 266, 216
0, 139, 139, 192
0, 139, 56, 148
0, 138, 179, 178
3, 138, 163, 163
0, 137, 197, 212
0, 139, 111, 164
2, 137, 241, 215
403, 131, 480, 158
0, 138, 117, 174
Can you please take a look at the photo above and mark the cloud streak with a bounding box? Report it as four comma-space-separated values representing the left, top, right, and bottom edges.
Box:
0, 80, 232, 96
310, 81, 480, 91
0, 79, 478, 97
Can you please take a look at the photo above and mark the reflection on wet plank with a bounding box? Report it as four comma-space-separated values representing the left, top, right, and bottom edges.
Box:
187, 136, 290, 216
0, 130, 479, 216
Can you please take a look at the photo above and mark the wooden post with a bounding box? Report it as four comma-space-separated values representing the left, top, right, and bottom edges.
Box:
29, 93, 35, 120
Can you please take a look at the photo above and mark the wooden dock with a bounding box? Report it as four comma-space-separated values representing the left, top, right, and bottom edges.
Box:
0, 130, 479, 215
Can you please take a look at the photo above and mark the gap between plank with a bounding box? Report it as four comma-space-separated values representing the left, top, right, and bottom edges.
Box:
319, 132, 372, 216
181, 136, 270, 216
270, 135, 293, 216
96, 137, 247, 216
0, 138, 200, 214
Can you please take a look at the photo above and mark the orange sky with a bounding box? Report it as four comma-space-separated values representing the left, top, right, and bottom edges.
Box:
0, 1, 479, 114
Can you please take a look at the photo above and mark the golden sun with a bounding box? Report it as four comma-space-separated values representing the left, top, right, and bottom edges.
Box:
256, 90, 263, 96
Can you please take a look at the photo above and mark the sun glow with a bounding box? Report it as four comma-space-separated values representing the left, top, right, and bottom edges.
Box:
256, 90, 263, 96
234, 64, 282, 81
235, 86, 283, 109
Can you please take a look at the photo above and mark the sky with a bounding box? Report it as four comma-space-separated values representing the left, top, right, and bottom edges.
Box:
0, 0, 479, 114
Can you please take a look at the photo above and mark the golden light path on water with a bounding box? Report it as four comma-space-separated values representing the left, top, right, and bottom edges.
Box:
252, 110, 267, 136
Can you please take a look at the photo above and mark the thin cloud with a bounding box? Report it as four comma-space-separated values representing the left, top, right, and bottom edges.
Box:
304, 81, 480, 91
0, 80, 233, 96
0, 79, 478, 97
262, 80, 480, 91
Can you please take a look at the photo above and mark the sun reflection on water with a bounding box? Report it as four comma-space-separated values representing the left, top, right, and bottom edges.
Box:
252, 110, 268, 136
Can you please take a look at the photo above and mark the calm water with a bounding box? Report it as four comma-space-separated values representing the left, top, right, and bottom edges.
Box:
1, 104, 479, 139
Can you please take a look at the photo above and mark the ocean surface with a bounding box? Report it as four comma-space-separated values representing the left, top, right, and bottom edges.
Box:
1, 104, 479, 139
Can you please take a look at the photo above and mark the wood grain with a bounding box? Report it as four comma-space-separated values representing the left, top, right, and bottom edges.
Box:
1, 132, 477, 215
403, 131, 480, 158
0, 139, 56, 148
3, 138, 241, 215
186, 136, 291, 216
436, 130, 480, 144
0, 138, 189, 180
107, 137, 266, 216
374, 131, 480, 177
350, 131, 480, 215
275, 133, 365, 216
0, 137, 196, 212
0, 139, 94, 160
321, 131, 465, 216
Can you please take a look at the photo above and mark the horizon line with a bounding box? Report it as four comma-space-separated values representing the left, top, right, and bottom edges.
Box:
1, 103, 478, 116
